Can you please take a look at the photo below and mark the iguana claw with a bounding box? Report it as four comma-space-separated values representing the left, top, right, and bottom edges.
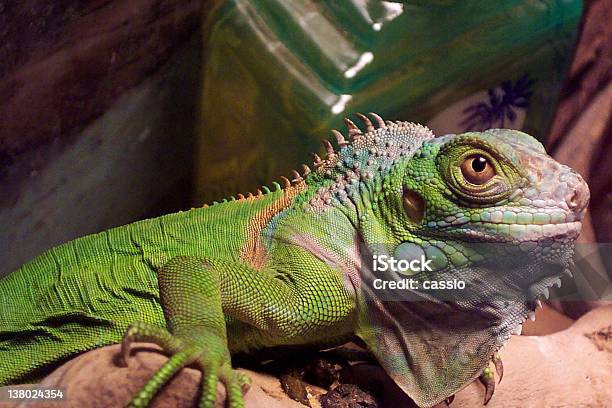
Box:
492, 353, 503, 383
120, 321, 184, 368
478, 366, 495, 405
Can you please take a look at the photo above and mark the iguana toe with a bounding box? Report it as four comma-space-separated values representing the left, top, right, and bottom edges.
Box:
218, 364, 250, 406
128, 346, 202, 407
236, 370, 252, 395
492, 353, 503, 383
478, 366, 496, 405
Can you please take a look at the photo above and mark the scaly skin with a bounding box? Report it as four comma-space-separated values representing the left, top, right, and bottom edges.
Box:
0, 113, 589, 407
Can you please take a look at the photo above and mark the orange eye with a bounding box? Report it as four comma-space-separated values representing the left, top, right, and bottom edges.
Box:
460, 154, 495, 185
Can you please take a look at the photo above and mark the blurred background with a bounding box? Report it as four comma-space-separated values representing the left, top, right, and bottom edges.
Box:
0, 0, 609, 302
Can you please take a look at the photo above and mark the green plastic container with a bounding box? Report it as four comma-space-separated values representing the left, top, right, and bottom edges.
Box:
195, 0, 582, 203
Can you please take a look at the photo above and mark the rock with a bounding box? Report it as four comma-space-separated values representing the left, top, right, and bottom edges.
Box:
9, 343, 305, 408
320, 384, 378, 408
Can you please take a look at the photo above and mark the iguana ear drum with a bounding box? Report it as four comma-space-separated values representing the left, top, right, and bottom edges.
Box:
403, 189, 425, 224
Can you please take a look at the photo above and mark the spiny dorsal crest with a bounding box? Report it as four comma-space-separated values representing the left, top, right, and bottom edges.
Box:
285, 112, 434, 186
205, 113, 433, 207
302, 113, 435, 211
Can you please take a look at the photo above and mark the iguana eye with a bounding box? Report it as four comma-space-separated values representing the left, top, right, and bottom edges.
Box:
460, 154, 495, 185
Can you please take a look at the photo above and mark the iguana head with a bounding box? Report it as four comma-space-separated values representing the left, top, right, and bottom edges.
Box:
297, 113, 589, 407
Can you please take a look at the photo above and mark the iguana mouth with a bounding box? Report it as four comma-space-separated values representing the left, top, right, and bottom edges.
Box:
439, 219, 582, 242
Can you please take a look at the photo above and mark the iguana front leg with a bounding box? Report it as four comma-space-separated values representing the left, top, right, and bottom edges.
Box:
120, 252, 355, 407
121, 256, 249, 408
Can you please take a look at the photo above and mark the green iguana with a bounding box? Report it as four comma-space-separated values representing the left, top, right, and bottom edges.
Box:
0, 113, 589, 407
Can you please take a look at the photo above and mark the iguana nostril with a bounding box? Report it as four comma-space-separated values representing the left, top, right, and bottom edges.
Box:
569, 191, 578, 208
565, 175, 590, 216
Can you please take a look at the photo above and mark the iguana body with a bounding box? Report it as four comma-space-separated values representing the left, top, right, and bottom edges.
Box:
0, 114, 589, 407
